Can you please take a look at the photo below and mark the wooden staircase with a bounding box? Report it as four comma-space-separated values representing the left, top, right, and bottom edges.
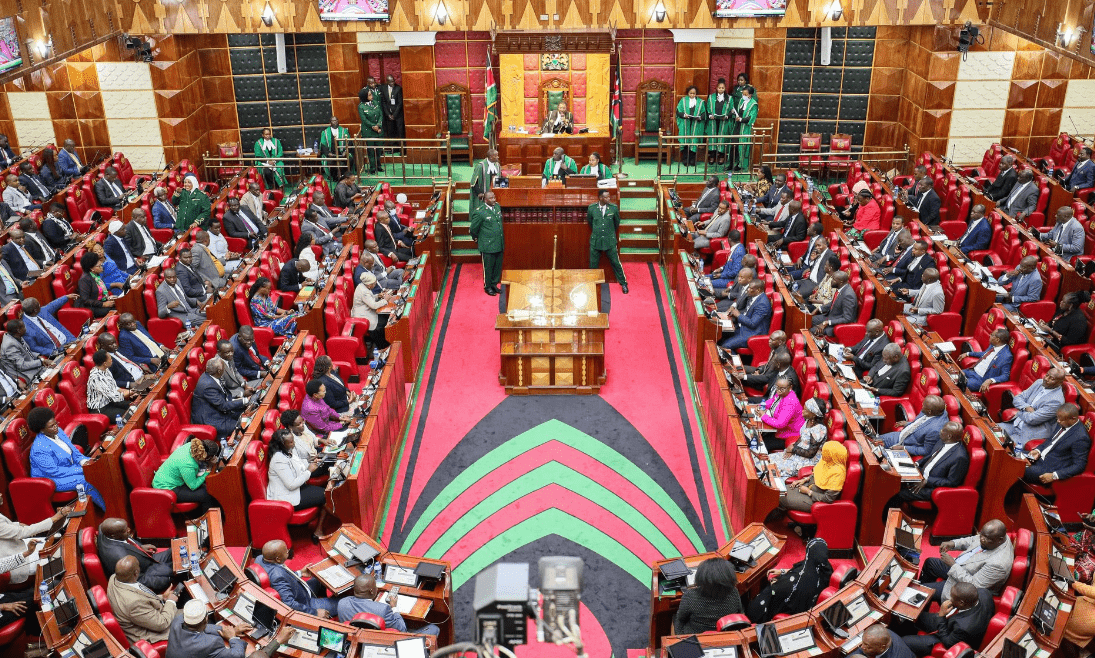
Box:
449, 180, 661, 263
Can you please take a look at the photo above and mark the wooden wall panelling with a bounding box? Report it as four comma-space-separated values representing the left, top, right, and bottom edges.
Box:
398, 45, 436, 142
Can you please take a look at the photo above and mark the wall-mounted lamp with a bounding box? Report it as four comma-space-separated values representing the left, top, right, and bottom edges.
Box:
823, 0, 842, 20
434, 1, 448, 25
1056, 23, 1085, 49
261, 2, 276, 26
33, 40, 49, 59
653, 1, 667, 22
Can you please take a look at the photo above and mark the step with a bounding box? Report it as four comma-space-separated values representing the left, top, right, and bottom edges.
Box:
620, 246, 660, 255
620, 218, 657, 226
620, 233, 659, 241
620, 198, 656, 211
452, 248, 480, 257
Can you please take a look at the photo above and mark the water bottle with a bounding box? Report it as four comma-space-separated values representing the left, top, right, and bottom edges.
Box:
39, 582, 51, 612
115, 414, 123, 428
373, 560, 384, 584
190, 552, 200, 577
76, 483, 86, 504
748, 433, 759, 452
185, 319, 192, 331
179, 544, 189, 570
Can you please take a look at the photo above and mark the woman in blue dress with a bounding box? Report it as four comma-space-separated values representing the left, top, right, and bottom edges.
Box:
249, 276, 297, 336
27, 407, 105, 511
88, 242, 127, 292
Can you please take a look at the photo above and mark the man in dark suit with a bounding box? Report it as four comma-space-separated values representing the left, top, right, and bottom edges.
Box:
686, 176, 721, 223
892, 240, 931, 296
0, 134, 18, 169
221, 197, 266, 250
756, 174, 789, 209
983, 155, 1017, 202
56, 139, 86, 181
18, 218, 57, 267
894, 422, 969, 503
766, 200, 807, 248
279, 258, 309, 294
908, 178, 941, 227
747, 351, 801, 403
718, 280, 771, 351
1063, 147, 1094, 193
191, 359, 246, 439
714, 267, 755, 312
117, 313, 170, 371
997, 169, 1039, 220
811, 272, 858, 337
854, 624, 916, 658
790, 242, 838, 297
900, 583, 994, 657
17, 162, 53, 201
97, 333, 150, 388
124, 209, 159, 260
20, 296, 77, 357
96, 518, 174, 593
735, 330, 789, 390
94, 167, 127, 211
844, 319, 890, 376
957, 204, 992, 255
174, 249, 214, 303
314, 355, 357, 414
1023, 403, 1091, 485
231, 326, 269, 381
104, 221, 139, 275
1, 229, 43, 281
40, 203, 82, 251
869, 218, 908, 263
864, 343, 911, 398
253, 540, 337, 617
380, 74, 405, 146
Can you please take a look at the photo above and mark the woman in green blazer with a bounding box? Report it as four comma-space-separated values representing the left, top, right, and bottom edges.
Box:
171, 175, 211, 231
676, 86, 707, 168
358, 89, 384, 174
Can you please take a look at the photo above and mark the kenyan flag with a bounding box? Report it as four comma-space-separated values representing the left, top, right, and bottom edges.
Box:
610, 46, 622, 138
484, 48, 498, 145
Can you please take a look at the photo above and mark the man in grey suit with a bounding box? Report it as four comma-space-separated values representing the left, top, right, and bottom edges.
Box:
0, 261, 22, 306
156, 268, 206, 326
300, 209, 342, 257
997, 255, 1042, 312
687, 176, 721, 223
1039, 206, 1084, 258
308, 191, 347, 230
693, 200, 732, 250
917, 520, 1012, 602
877, 395, 948, 455
107, 556, 181, 644
190, 231, 227, 289
904, 268, 945, 327
811, 271, 857, 337
844, 319, 890, 376
864, 343, 912, 398
1, 319, 44, 384
996, 169, 1038, 220
165, 599, 251, 658
997, 367, 1067, 448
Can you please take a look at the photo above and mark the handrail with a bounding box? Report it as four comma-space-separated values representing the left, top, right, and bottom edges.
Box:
762, 145, 911, 171
349, 135, 454, 183
655, 127, 774, 179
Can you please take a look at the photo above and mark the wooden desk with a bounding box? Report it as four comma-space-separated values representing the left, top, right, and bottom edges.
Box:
383, 253, 436, 383
496, 269, 607, 394
296, 245, 351, 338
316, 524, 455, 646
648, 523, 784, 649
498, 131, 613, 176
856, 547, 933, 622
755, 241, 813, 335
492, 186, 619, 278
673, 253, 718, 380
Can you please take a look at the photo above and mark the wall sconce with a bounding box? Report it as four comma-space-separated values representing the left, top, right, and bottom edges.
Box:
823, 0, 842, 20
653, 1, 667, 22
434, 1, 448, 25
33, 40, 49, 59
261, 2, 276, 26
1056, 23, 1085, 49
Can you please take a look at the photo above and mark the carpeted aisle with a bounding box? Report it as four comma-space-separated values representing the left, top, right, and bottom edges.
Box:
378, 262, 726, 656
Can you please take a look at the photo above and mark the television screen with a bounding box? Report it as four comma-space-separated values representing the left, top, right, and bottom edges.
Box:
318, 0, 389, 21
0, 18, 22, 73
714, 0, 787, 17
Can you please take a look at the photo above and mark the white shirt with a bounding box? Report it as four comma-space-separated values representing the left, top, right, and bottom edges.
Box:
1038, 426, 1069, 461
973, 344, 1004, 377
209, 232, 229, 261
876, 363, 893, 376
1004, 182, 1030, 210
47, 434, 73, 456
920, 441, 957, 480
130, 221, 156, 257
113, 350, 143, 380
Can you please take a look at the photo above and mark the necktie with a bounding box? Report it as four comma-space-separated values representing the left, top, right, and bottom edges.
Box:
31, 316, 62, 347
111, 181, 123, 197
174, 285, 190, 310
115, 351, 142, 378
954, 546, 983, 565
132, 328, 164, 358
1004, 183, 1026, 210
0, 266, 17, 294
15, 244, 38, 271
960, 219, 979, 244
773, 204, 786, 224
138, 584, 156, 597
899, 414, 931, 441
858, 335, 879, 359
240, 211, 259, 234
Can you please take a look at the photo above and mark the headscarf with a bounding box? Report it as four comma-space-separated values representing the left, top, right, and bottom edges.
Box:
813, 441, 848, 491
851, 180, 870, 196
746, 538, 833, 623
183, 174, 200, 192
804, 398, 822, 416
108, 220, 123, 233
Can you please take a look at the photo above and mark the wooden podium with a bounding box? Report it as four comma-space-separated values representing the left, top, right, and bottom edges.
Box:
496, 269, 607, 395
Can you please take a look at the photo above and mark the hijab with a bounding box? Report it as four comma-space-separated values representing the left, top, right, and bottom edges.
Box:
813, 441, 848, 491
851, 180, 870, 196
746, 538, 833, 623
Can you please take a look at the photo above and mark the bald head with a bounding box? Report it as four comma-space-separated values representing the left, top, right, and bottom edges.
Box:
261, 540, 289, 563
881, 343, 902, 364
115, 556, 141, 583
864, 319, 884, 338
922, 395, 945, 416
949, 582, 978, 609
352, 574, 379, 599
100, 517, 130, 540
205, 359, 224, 378
860, 624, 892, 658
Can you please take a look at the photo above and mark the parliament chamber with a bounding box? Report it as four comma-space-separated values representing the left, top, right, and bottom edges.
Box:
1, 0, 1095, 656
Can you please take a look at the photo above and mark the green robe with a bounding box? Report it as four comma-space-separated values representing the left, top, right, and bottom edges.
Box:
470, 202, 504, 254
706, 93, 734, 154
675, 97, 707, 147
318, 125, 351, 180
172, 188, 211, 231
734, 97, 758, 168
253, 137, 286, 187
469, 159, 499, 216
580, 163, 612, 180
542, 155, 577, 180
358, 102, 383, 171
731, 83, 748, 106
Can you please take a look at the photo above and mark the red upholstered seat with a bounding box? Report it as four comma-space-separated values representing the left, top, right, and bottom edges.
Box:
1007, 529, 1032, 589
80, 526, 109, 590
786, 441, 862, 551
243, 442, 321, 548
351, 612, 386, 630
1, 416, 78, 523
33, 385, 108, 449
145, 399, 218, 456
907, 435, 985, 538
716, 614, 750, 631
121, 429, 196, 540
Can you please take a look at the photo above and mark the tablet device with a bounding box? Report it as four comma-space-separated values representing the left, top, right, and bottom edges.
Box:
210, 566, 238, 593
250, 600, 278, 639
352, 542, 380, 566
81, 639, 110, 658
1048, 554, 1075, 583
659, 559, 690, 582
666, 635, 705, 658
1032, 598, 1057, 636
1002, 638, 1027, 658
415, 561, 445, 582
319, 628, 346, 653
54, 598, 79, 634
394, 636, 429, 658
728, 542, 754, 566
820, 600, 852, 632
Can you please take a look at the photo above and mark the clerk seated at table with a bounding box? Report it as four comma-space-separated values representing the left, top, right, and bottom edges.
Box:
717, 280, 771, 351
107, 555, 182, 645
916, 520, 1012, 602
877, 394, 947, 454
541, 101, 574, 135
959, 327, 1013, 393
997, 367, 1067, 449
996, 255, 1042, 312
844, 319, 890, 377
852, 623, 916, 658
862, 343, 911, 398
1022, 403, 1091, 486
890, 422, 968, 506
97, 517, 175, 592
898, 582, 994, 658
810, 271, 858, 337
253, 540, 337, 618
337, 574, 440, 635
542, 147, 577, 183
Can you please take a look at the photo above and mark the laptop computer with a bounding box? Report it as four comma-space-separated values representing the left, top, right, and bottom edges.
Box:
248, 600, 279, 640
819, 601, 852, 639
666, 635, 705, 658
894, 528, 920, 564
